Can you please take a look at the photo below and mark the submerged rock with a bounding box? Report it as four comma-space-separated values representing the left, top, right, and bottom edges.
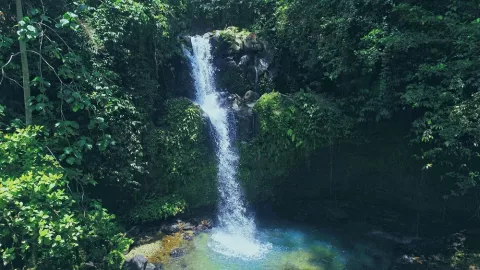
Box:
183, 233, 193, 241
170, 248, 186, 258
124, 255, 148, 270
145, 263, 163, 270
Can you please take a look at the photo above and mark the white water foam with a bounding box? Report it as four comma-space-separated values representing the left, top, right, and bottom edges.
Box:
183, 34, 270, 259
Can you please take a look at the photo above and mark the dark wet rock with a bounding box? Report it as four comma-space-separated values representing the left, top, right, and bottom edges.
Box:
238, 55, 251, 69
201, 218, 213, 228
192, 218, 213, 233
213, 57, 230, 71
84, 262, 96, 269
226, 60, 237, 68
124, 255, 147, 270
193, 225, 207, 234
145, 263, 163, 270
160, 220, 197, 234
181, 222, 195, 231
161, 223, 180, 234
189, 29, 275, 95
244, 90, 260, 102
222, 91, 259, 142
178, 35, 192, 48
170, 248, 186, 258
183, 233, 194, 241
230, 40, 243, 52
243, 34, 262, 52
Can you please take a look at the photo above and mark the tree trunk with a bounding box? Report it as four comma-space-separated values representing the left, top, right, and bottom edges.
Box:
16, 0, 32, 125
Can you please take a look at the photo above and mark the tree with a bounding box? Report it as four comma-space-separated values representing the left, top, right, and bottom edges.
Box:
15, 0, 32, 125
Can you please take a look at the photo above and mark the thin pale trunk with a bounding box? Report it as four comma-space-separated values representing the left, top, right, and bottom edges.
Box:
16, 0, 32, 125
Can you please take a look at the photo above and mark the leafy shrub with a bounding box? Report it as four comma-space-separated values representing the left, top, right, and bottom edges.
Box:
156, 98, 217, 207
126, 195, 187, 224
0, 125, 132, 269
133, 98, 216, 223
216, 26, 251, 45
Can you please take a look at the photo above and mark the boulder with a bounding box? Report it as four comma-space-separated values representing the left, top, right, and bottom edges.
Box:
170, 248, 186, 258
244, 91, 260, 103
161, 223, 179, 234
124, 255, 147, 270
181, 222, 195, 231
178, 35, 192, 48
238, 55, 251, 69
192, 218, 213, 233
243, 34, 258, 52
230, 39, 243, 53
183, 233, 194, 241
233, 93, 259, 142
145, 263, 163, 270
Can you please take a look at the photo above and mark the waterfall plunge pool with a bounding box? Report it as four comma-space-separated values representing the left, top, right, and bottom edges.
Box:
160, 218, 400, 270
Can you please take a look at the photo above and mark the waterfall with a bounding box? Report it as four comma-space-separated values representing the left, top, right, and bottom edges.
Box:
183, 34, 270, 259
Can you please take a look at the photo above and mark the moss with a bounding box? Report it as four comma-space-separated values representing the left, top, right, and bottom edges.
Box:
154, 232, 187, 263
126, 233, 165, 262
126, 231, 192, 264
215, 26, 252, 48
239, 92, 352, 203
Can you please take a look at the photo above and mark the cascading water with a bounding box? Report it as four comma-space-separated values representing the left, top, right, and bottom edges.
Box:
183, 34, 270, 259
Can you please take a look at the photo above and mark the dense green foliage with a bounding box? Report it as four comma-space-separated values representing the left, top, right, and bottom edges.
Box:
259, 0, 480, 201
136, 98, 216, 223
0, 125, 131, 269
1, 0, 480, 268
240, 92, 351, 202
125, 98, 216, 224
0, 0, 197, 267
127, 195, 186, 224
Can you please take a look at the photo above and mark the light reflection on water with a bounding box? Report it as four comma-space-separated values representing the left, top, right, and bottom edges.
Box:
163, 221, 395, 270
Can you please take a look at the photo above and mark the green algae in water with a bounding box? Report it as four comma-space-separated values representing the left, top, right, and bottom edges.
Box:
126, 231, 195, 264
163, 228, 347, 270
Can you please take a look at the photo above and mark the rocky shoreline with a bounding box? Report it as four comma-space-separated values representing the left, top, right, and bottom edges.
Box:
123, 218, 213, 270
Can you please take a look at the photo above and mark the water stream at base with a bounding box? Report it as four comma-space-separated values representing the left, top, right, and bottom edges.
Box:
183, 34, 270, 259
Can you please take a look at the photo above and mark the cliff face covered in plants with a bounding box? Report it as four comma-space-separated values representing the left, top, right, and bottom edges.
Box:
1, 0, 480, 269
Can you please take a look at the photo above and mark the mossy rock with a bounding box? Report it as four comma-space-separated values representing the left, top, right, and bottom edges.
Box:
126, 231, 194, 264
214, 26, 253, 54
239, 92, 353, 204
216, 65, 254, 95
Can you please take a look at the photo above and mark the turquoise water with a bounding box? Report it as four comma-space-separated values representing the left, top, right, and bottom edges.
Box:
163, 221, 397, 270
